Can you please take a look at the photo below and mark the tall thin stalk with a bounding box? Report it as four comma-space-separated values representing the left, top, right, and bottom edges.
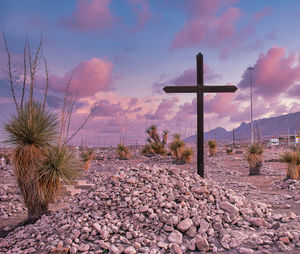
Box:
28, 35, 42, 120
64, 107, 95, 145
65, 93, 77, 143
3, 32, 19, 114
42, 54, 49, 111
21, 38, 28, 110
59, 74, 72, 144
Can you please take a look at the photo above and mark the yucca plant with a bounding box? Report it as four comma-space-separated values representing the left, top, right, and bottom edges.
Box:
3, 35, 87, 225
169, 133, 194, 163
37, 145, 82, 204
226, 146, 234, 155
141, 125, 168, 156
81, 148, 94, 170
182, 147, 194, 163
169, 133, 185, 161
116, 143, 131, 160
208, 139, 217, 156
281, 152, 300, 179
246, 143, 263, 175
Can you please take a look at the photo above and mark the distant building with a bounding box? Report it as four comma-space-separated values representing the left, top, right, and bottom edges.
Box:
269, 138, 279, 146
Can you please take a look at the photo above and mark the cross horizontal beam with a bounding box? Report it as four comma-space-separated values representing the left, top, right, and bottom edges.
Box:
163, 85, 237, 94
163, 86, 197, 93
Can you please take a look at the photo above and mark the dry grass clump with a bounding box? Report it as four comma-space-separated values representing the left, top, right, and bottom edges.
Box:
246, 143, 263, 175
141, 125, 168, 156
208, 139, 217, 156
116, 144, 131, 160
281, 151, 300, 179
169, 133, 194, 163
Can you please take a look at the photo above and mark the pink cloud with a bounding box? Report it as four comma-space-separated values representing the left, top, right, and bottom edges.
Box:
52, 57, 113, 98
61, 0, 116, 32
287, 84, 300, 98
171, 0, 271, 59
92, 99, 125, 117
251, 7, 271, 22
171, 0, 242, 50
145, 97, 179, 120
238, 46, 300, 97
205, 93, 237, 115
152, 65, 221, 94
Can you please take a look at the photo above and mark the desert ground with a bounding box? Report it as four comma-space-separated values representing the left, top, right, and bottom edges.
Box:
0, 144, 300, 253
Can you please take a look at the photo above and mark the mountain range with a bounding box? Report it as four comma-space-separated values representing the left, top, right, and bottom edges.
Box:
184, 111, 300, 142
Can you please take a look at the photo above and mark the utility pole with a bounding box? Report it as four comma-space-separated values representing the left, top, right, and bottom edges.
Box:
125, 116, 128, 146
232, 128, 235, 147
248, 66, 255, 144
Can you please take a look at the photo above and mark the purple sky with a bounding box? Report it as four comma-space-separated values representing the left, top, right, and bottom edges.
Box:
1, 0, 300, 146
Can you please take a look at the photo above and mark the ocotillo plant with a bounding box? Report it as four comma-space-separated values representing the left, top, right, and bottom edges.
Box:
208, 139, 217, 156
141, 125, 168, 156
116, 143, 131, 160
246, 143, 263, 175
3, 35, 91, 225
281, 151, 300, 179
169, 133, 194, 163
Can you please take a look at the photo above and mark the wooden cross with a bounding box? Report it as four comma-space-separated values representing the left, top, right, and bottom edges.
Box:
163, 53, 237, 177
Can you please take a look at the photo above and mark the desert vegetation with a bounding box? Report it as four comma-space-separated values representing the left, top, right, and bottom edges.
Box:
169, 133, 194, 163
2, 35, 91, 224
141, 125, 168, 156
81, 148, 94, 170
116, 143, 131, 160
208, 139, 217, 156
246, 143, 263, 175
225, 145, 234, 155
281, 151, 300, 180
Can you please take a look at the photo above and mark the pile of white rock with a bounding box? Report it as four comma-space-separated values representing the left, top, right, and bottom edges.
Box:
0, 166, 26, 218
1, 163, 300, 253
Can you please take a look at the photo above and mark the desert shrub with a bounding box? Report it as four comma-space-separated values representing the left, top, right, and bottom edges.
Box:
281, 151, 300, 179
208, 139, 217, 156
169, 133, 194, 163
141, 125, 168, 156
226, 146, 234, 155
246, 143, 263, 175
81, 148, 94, 170
116, 143, 131, 160
81, 148, 94, 162
182, 147, 194, 163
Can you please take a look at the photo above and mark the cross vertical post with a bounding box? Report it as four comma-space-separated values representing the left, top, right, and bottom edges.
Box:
197, 53, 204, 177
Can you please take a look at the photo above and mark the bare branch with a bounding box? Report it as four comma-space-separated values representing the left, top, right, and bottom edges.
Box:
42, 54, 49, 111
3, 32, 19, 114
59, 73, 72, 144
65, 93, 77, 143
20, 37, 28, 110
64, 105, 95, 145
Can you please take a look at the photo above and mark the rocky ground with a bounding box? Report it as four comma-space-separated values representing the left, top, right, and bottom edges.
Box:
0, 145, 300, 253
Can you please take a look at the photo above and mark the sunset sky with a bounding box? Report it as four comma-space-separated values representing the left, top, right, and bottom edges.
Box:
1, 0, 300, 146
